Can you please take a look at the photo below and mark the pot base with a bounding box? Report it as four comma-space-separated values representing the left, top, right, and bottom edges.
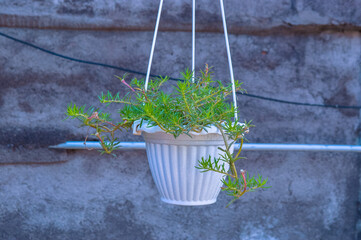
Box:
161, 197, 217, 206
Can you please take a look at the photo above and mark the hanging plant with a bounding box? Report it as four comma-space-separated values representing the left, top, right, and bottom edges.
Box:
66, 65, 269, 206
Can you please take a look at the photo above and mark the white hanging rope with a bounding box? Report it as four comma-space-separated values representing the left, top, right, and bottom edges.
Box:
192, 0, 196, 82
219, 0, 238, 121
145, 0, 238, 122
145, 0, 164, 91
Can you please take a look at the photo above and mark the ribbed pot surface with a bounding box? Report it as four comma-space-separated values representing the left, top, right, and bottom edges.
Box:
142, 132, 234, 206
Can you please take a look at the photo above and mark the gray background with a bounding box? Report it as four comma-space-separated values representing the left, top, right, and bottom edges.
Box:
0, 0, 361, 239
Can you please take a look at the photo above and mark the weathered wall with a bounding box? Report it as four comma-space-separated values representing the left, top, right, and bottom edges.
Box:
0, 1, 360, 239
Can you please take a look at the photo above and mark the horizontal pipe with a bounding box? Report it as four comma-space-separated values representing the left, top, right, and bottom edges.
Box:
49, 141, 146, 150
49, 141, 361, 153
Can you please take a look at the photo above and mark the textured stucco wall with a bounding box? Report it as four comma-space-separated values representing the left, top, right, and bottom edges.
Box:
0, 1, 360, 239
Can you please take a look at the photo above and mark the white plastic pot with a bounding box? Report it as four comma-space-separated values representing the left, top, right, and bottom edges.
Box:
134, 121, 234, 206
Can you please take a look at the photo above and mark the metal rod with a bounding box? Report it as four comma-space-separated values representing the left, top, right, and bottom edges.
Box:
145, 0, 164, 91
50, 141, 146, 150
49, 141, 361, 153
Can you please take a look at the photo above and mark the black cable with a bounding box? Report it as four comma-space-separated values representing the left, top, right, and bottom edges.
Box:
0, 31, 180, 80
241, 93, 361, 109
0, 31, 360, 109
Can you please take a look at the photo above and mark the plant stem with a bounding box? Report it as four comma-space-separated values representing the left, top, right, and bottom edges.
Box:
195, 89, 222, 104
182, 89, 192, 114
200, 167, 234, 178
234, 138, 244, 160
100, 100, 137, 105
239, 170, 247, 196
218, 126, 238, 179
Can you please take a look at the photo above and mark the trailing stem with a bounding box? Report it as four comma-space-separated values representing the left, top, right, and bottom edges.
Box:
197, 122, 269, 207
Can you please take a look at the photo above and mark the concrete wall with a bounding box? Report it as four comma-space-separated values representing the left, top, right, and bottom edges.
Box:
0, 1, 360, 239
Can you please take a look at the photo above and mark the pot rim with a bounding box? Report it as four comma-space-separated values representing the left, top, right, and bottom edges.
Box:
132, 119, 228, 136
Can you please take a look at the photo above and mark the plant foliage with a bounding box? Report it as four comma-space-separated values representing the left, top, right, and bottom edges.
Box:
66, 65, 269, 206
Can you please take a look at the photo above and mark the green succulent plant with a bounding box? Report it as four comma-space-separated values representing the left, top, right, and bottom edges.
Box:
66, 65, 269, 206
